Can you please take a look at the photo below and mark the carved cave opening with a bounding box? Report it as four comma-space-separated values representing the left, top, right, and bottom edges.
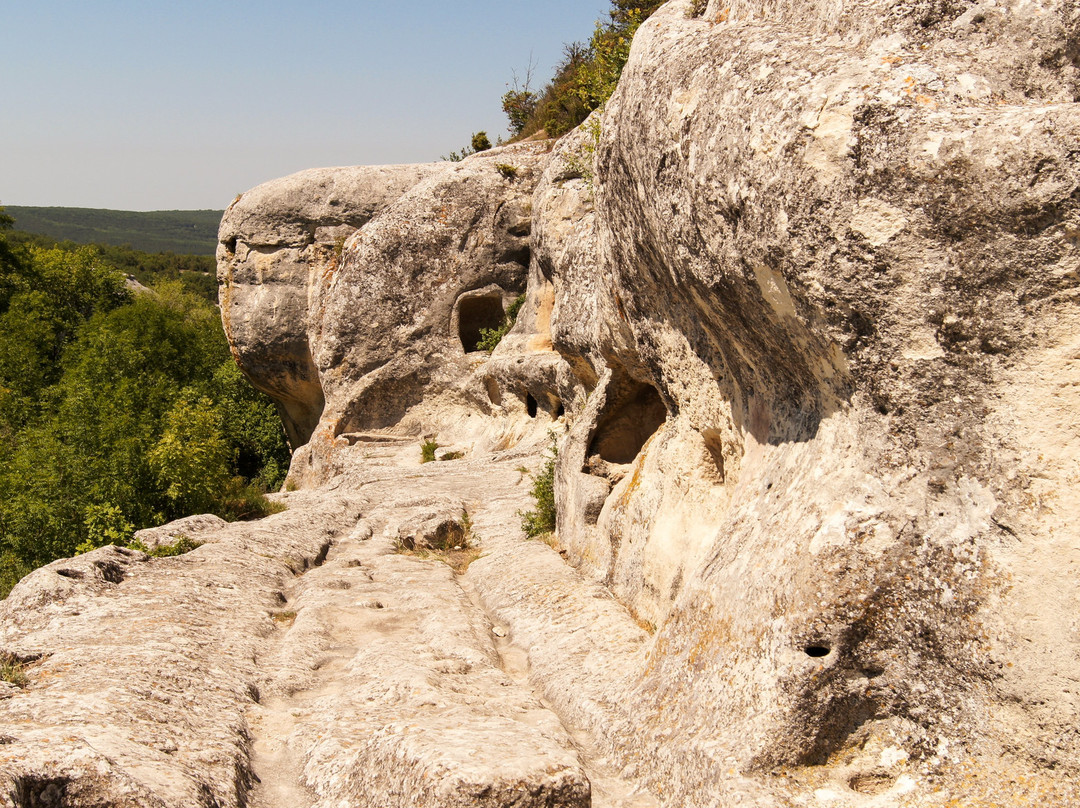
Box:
588, 381, 667, 466
458, 295, 505, 353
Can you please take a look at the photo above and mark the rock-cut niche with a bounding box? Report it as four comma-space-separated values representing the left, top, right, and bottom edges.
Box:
458, 293, 505, 353
588, 377, 667, 465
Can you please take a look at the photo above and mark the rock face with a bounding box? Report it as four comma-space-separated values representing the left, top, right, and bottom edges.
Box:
530, 0, 1080, 803
4, 0, 1080, 806
218, 164, 441, 447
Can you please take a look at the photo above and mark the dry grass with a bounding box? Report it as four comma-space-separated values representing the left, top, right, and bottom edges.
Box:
1, 653, 28, 688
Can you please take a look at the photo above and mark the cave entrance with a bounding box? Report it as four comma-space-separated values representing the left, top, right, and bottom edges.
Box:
589, 380, 667, 465
458, 294, 505, 353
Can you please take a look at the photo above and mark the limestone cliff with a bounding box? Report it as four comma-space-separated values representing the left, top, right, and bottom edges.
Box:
3, 0, 1079, 806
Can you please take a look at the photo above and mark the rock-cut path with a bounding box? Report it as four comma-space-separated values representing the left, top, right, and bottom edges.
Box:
0, 435, 658, 808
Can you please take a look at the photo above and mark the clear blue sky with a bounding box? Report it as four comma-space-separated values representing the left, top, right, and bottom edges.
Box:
1, 0, 609, 211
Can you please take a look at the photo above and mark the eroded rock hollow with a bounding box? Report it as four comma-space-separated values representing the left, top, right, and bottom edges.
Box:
3, 0, 1079, 806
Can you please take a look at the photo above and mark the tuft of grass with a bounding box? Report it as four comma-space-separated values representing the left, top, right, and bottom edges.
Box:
495, 163, 518, 180
271, 610, 296, 625
0, 654, 28, 688
520, 439, 557, 538
141, 534, 203, 558
477, 293, 527, 353
687, 0, 709, 17
439, 450, 465, 461
420, 438, 439, 463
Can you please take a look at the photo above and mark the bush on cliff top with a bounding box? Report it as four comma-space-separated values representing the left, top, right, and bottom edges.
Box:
502, 1, 663, 138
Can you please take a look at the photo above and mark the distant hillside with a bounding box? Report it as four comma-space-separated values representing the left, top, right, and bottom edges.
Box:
5, 206, 223, 255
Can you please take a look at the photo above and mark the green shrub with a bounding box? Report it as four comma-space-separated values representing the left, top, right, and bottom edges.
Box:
421, 438, 439, 463
0, 553, 30, 601
477, 293, 527, 353
495, 163, 518, 180
443, 132, 494, 162
148, 535, 204, 557
502, 2, 659, 139
214, 477, 287, 522
75, 503, 134, 555
127, 533, 204, 558
520, 441, 557, 538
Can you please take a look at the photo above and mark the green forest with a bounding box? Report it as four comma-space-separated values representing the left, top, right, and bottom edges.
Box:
0, 209, 290, 598
4, 206, 221, 256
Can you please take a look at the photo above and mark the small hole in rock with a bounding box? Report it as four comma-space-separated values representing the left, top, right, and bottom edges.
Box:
93, 561, 126, 584
701, 428, 725, 481
849, 772, 894, 795
55, 569, 84, 580
526, 393, 538, 418
225, 237, 237, 254
805, 645, 831, 658
555, 401, 565, 418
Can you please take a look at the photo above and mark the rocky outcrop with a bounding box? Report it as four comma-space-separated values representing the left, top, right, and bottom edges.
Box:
217, 143, 557, 462
218, 165, 441, 447
5, 0, 1080, 806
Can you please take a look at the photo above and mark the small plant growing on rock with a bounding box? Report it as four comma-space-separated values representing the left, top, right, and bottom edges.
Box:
520, 440, 557, 538
477, 293, 527, 353
271, 610, 296, 625
439, 450, 465, 461
443, 131, 492, 162
137, 534, 204, 558
687, 0, 708, 17
420, 439, 439, 463
495, 163, 518, 180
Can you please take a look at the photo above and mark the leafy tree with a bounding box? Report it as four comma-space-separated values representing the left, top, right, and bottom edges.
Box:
149, 394, 232, 516
609, 0, 665, 25
76, 503, 135, 555
574, 11, 643, 111
0, 246, 291, 598
209, 359, 291, 490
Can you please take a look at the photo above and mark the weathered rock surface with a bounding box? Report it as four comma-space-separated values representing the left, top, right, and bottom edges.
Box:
131, 513, 228, 550
5, 0, 1080, 806
218, 164, 441, 447
528, 0, 1080, 804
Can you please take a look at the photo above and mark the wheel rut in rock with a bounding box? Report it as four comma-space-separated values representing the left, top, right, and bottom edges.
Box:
244, 439, 639, 807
